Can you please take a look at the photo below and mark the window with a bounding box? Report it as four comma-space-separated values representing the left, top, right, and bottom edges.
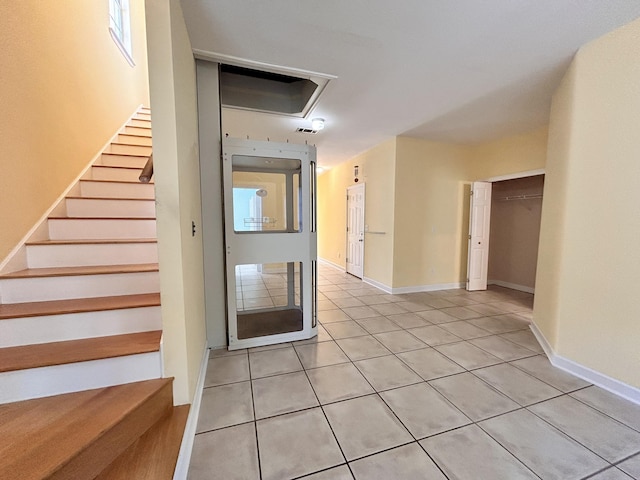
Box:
109, 0, 134, 66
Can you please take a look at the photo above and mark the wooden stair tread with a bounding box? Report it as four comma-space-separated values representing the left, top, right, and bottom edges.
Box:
27, 238, 157, 245
0, 263, 159, 279
0, 378, 172, 480
118, 133, 153, 139
80, 178, 152, 184
0, 293, 160, 320
96, 405, 189, 480
102, 152, 151, 158
66, 196, 155, 201
92, 164, 145, 171
0, 330, 162, 372
48, 216, 156, 220
110, 142, 151, 148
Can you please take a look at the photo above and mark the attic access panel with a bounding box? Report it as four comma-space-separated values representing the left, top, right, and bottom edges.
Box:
219, 64, 325, 117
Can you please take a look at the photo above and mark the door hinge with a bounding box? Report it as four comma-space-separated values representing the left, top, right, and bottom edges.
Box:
468, 235, 471, 240
470, 191, 474, 196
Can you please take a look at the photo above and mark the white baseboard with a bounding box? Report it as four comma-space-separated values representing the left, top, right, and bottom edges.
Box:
363, 276, 392, 293
173, 343, 209, 480
318, 257, 345, 271
489, 279, 535, 294
530, 323, 640, 406
390, 282, 465, 295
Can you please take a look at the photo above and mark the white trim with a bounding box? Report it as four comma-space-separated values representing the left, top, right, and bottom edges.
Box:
173, 344, 209, 480
362, 276, 392, 293
0, 106, 144, 273
391, 282, 465, 295
481, 168, 545, 183
318, 257, 345, 272
530, 323, 640, 406
488, 280, 535, 294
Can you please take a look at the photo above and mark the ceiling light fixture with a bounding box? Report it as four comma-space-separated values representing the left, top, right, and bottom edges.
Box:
311, 118, 325, 130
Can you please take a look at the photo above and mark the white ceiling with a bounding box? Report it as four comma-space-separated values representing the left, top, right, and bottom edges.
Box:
180, 1, 640, 168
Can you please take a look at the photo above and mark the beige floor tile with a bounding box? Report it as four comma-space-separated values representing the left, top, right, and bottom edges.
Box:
469, 314, 529, 334
571, 386, 640, 431
324, 289, 355, 299
204, 355, 250, 387
394, 301, 434, 313
373, 330, 428, 353
306, 362, 374, 404
336, 335, 390, 361
319, 309, 353, 323
422, 297, 456, 309
511, 355, 590, 392
357, 294, 391, 305
499, 330, 544, 353
407, 325, 462, 346
387, 313, 430, 328
324, 321, 369, 339
420, 424, 538, 480
467, 303, 506, 316
257, 408, 345, 480
380, 383, 471, 438
295, 341, 351, 369
252, 371, 319, 419
439, 306, 484, 320
189, 423, 259, 480
196, 382, 253, 432
293, 324, 333, 345
333, 297, 366, 308
397, 348, 465, 380
439, 320, 492, 339
248, 346, 302, 378
350, 443, 446, 479
469, 335, 537, 361
618, 453, 640, 479
479, 409, 608, 479
248, 342, 291, 352
589, 468, 635, 480
304, 465, 354, 480
435, 341, 502, 369
323, 395, 413, 460
529, 395, 640, 462
416, 309, 459, 324
354, 355, 422, 391
429, 372, 519, 421
370, 303, 408, 316
318, 299, 339, 311
356, 316, 402, 334
209, 347, 247, 358
474, 363, 562, 406
341, 306, 380, 319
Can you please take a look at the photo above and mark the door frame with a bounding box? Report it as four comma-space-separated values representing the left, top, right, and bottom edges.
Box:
346, 183, 365, 278
466, 168, 546, 291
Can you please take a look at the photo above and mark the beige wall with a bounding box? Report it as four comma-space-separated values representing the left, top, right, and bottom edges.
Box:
317, 139, 396, 286
0, 0, 149, 263
489, 176, 544, 290
534, 17, 640, 388
393, 137, 471, 288
146, 0, 206, 405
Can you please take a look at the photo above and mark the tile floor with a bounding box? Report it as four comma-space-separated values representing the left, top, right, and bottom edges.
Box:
189, 264, 640, 480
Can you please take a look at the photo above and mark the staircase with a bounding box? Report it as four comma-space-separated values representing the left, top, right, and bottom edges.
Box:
0, 107, 188, 478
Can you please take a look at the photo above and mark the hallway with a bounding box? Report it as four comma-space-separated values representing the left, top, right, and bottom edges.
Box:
189, 264, 640, 480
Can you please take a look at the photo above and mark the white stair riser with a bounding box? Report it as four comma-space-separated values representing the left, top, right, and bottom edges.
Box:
48, 218, 156, 240
80, 181, 155, 199
123, 126, 152, 137
106, 144, 152, 156
91, 166, 146, 182
134, 112, 152, 120
0, 306, 161, 348
26, 242, 158, 268
129, 119, 151, 128
0, 352, 162, 403
117, 134, 152, 146
99, 154, 148, 168
66, 198, 156, 218
0, 271, 159, 303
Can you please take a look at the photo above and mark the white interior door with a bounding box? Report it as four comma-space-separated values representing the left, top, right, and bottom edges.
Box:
346, 184, 365, 278
467, 181, 492, 291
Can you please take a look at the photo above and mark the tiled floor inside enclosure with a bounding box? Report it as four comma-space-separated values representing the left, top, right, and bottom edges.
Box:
189, 264, 640, 480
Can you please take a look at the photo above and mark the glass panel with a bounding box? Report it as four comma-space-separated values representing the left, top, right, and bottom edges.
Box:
232, 156, 301, 233
234, 262, 303, 339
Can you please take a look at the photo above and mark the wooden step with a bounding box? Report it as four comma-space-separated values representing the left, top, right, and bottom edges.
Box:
123, 126, 152, 137
106, 143, 152, 156
129, 119, 151, 128
26, 239, 158, 268
0, 264, 160, 303
0, 293, 160, 320
0, 330, 162, 373
116, 134, 153, 147
90, 165, 151, 183
96, 405, 189, 480
80, 179, 155, 199
65, 197, 156, 218
47, 217, 157, 240
99, 153, 149, 168
0, 378, 173, 480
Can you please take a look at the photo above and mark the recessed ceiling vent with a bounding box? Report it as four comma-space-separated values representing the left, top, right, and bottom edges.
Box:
218, 63, 331, 117
295, 127, 319, 134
